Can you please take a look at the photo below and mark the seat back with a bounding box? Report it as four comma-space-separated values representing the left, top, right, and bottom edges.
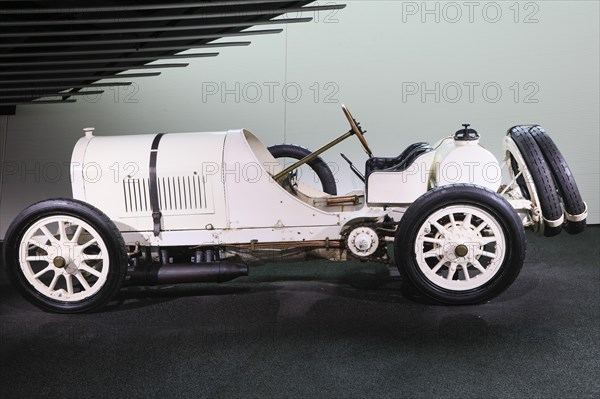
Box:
365, 142, 432, 178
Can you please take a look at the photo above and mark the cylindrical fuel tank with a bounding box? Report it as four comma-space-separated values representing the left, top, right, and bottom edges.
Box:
433, 136, 501, 191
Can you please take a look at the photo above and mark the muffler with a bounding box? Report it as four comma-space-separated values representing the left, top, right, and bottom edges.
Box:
128, 262, 248, 285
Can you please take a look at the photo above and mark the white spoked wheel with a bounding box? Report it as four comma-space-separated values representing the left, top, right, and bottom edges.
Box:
414, 205, 506, 291
4, 199, 127, 313
20, 215, 110, 302
395, 185, 526, 305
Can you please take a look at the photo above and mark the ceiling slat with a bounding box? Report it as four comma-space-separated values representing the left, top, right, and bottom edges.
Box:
0, 100, 78, 106
0, 42, 251, 59
0, 64, 189, 76
1, 5, 344, 26
0, 1, 345, 112
0, 17, 311, 38
0, 53, 218, 67
0, 1, 311, 14
0, 73, 162, 85
1, 83, 132, 92
0, 91, 105, 100
0, 29, 283, 48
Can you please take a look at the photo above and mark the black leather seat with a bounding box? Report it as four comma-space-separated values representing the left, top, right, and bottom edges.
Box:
365, 142, 433, 178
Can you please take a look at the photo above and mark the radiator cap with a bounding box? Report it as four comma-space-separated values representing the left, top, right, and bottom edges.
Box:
454, 123, 479, 141
83, 127, 95, 138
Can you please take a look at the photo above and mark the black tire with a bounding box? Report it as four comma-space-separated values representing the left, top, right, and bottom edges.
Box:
395, 184, 526, 305
508, 126, 563, 237
529, 126, 586, 234
268, 144, 337, 195
3, 198, 127, 313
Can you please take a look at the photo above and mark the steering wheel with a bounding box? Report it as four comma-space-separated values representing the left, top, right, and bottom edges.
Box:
283, 170, 298, 195
342, 104, 373, 157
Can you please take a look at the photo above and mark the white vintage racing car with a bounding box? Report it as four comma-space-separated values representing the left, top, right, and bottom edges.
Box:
2, 105, 587, 312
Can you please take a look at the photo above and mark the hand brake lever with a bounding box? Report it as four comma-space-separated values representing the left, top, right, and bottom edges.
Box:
340, 153, 366, 183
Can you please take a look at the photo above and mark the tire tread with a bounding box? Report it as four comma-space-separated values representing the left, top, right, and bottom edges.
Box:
529, 126, 586, 234
508, 126, 563, 236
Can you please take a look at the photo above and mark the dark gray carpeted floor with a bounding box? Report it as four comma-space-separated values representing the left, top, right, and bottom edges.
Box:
1, 227, 599, 398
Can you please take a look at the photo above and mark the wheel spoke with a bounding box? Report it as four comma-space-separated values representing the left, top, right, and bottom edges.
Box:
477, 250, 497, 259
471, 259, 486, 274
474, 221, 488, 233
462, 213, 472, 230
72, 225, 84, 243
48, 272, 60, 290
28, 238, 48, 250
431, 220, 451, 237
423, 247, 442, 258
65, 274, 74, 295
81, 254, 103, 261
80, 238, 98, 251
422, 237, 444, 244
431, 258, 446, 273
75, 272, 91, 291
79, 264, 102, 278
461, 264, 471, 281
33, 265, 53, 278
25, 255, 48, 262
40, 226, 58, 244
449, 213, 457, 230
58, 221, 67, 242
447, 263, 457, 280
480, 236, 497, 245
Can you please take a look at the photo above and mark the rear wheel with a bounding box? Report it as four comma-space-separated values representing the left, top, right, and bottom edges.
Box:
395, 184, 526, 305
529, 126, 587, 234
3, 198, 127, 313
268, 144, 337, 195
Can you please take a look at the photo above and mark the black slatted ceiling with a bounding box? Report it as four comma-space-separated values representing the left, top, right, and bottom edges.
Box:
0, 0, 346, 114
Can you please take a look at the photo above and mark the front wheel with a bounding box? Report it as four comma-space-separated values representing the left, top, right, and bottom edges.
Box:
3, 198, 128, 313
395, 184, 526, 305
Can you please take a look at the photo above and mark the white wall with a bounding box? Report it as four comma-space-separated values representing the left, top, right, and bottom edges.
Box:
1, 1, 598, 238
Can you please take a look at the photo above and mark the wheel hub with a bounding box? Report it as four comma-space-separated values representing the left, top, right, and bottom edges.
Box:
53, 256, 66, 268
355, 233, 373, 251
346, 226, 380, 258
440, 226, 480, 261
454, 244, 469, 257
51, 244, 76, 272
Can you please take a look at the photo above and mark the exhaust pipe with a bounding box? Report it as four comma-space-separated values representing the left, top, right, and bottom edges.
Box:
128, 262, 248, 285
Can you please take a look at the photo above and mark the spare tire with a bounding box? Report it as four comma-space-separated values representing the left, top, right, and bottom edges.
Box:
529, 125, 587, 234
508, 126, 563, 237
268, 144, 337, 195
